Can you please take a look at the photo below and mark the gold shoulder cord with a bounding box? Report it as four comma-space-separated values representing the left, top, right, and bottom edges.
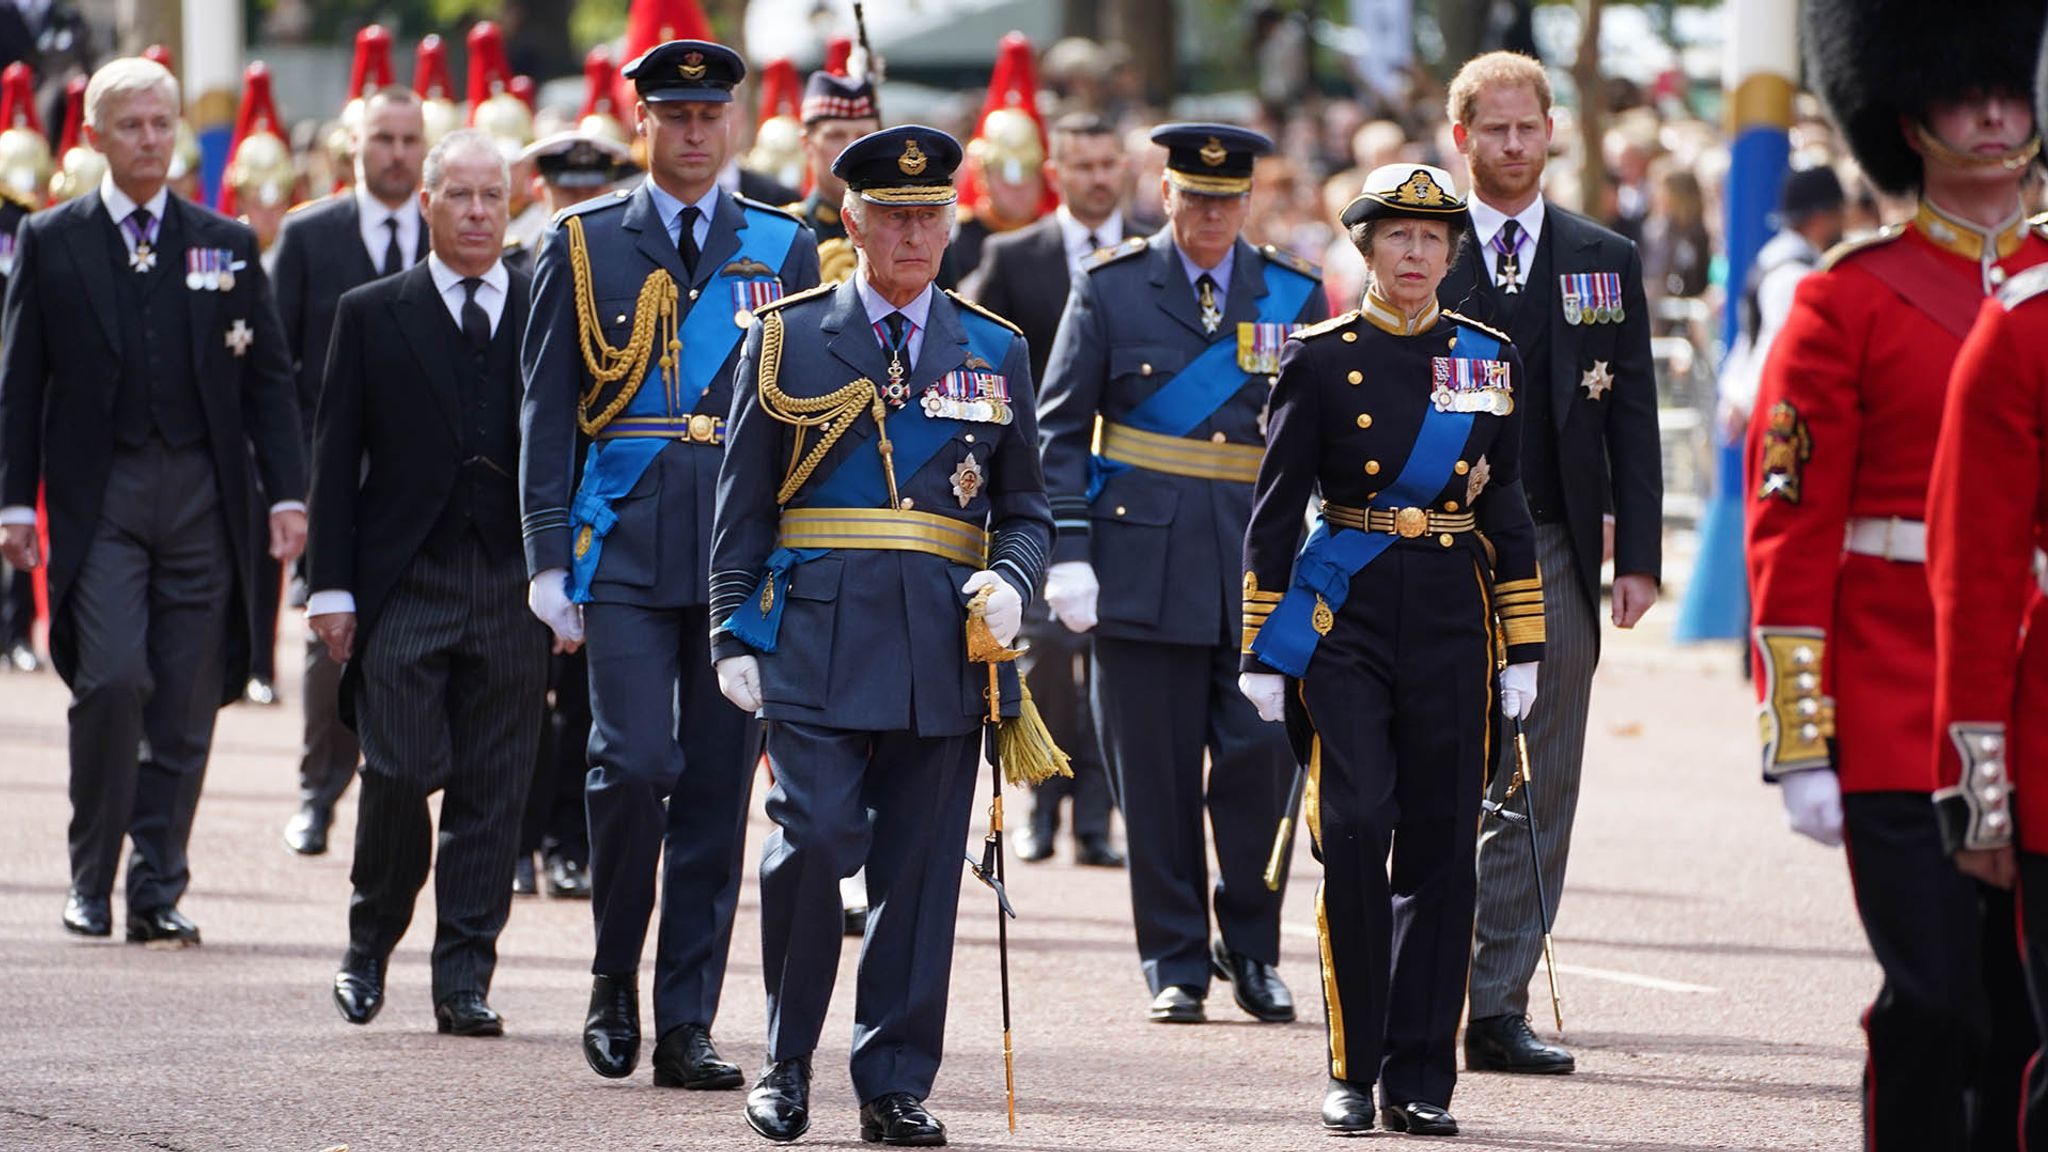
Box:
755, 310, 900, 506
567, 214, 681, 436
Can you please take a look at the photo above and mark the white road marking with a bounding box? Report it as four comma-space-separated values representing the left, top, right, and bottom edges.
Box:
1281, 924, 1720, 993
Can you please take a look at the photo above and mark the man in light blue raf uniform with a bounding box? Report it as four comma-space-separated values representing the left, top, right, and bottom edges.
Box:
518, 37, 820, 1091
1037, 123, 1327, 1027
710, 125, 1052, 1146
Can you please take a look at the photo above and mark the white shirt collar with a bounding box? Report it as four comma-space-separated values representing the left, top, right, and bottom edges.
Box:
1056, 205, 1123, 251
99, 175, 168, 224
353, 182, 419, 230
853, 272, 934, 333
1466, 194, 1545, 252
426, 251, 508, 297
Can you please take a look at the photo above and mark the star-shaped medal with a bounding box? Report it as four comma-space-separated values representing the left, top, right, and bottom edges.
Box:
130, 243, 156, 273
1580, 359, 1614, 400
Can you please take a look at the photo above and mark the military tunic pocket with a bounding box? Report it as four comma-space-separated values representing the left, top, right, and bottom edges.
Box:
1093, 476, 1178, 628
761, 556, 842, 708
591, 463, 660, 589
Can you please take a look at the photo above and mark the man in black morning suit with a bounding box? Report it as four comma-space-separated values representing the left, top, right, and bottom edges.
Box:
1436, 52, 1662, 1074
962, 111, 1135, 868
519, 39, 820, 1090
268, 84, 427, 857
1037, 124, 1325, 1026
308, 130, 549, 1037
0, 57, 306, 945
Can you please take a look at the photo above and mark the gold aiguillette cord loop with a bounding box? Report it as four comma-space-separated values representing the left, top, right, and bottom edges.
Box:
567, 215, 679, 436
754, 310, 886, 506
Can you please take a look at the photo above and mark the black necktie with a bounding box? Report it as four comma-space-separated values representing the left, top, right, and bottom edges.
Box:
382, 217, 404, 277
1494, 218, 1523, 294
678, 206, 702, 280
1084, 231, 1102, 254
460, 277, 490, 351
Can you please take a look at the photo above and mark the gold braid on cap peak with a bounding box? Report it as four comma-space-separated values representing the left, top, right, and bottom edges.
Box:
568, 215, 680, 436
754, 309, 889, 506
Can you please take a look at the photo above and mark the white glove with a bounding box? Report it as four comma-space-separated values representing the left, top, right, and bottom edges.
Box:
527, 568, 583, 644
1499, 662, 1540, 720
715, 655, 763, 713
1779, 769, 1844, 847
963, 570, 1023, 647
1238, 672, 1287, 723
1043, 561, 1099, 633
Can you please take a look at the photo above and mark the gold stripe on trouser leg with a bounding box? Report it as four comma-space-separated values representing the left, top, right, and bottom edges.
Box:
1305, 730, 1348, 1080
1464, 559, 1497, 1022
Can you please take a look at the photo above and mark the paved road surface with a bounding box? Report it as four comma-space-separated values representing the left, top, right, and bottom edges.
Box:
0, 614, 1867, 1151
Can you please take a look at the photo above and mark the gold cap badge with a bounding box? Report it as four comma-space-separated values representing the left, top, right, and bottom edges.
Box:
679, 52, 707, 81
1394, 168, 1447, 207
899, 139, 928, 176
1199, 136, 1227, 167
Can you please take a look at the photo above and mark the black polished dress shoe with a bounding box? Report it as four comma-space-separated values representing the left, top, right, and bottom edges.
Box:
1321, 1078, 1375, 1135
1380, 1101, 1458, 1136
511, 854, 538, 896
283, 803, 331, 856
1464, 1013, 1575, 1074
1075, 837, 1125, 868
332, 953, 385, 1025
435, 991, 504, 1037
545, 855, 592, 898
62, 891, 111, 937
859, 1092, 946, 1146
653, 1023, 744, 1089
745, 1058, 811, 1143
1147, 984, 1205, 1024
584, 972, 641, 1078
1210, 938, 1295, 1022
126, 906, 201, 948
1014, 833, 1054, 862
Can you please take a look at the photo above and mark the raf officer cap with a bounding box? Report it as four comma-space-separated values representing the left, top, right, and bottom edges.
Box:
520, 131, 640, 189
832, 124, 962, 206
621, 39, 744, 104
801, 71, 878, 126
1339, 163, 1470, 236
1150, 122, 1272, 196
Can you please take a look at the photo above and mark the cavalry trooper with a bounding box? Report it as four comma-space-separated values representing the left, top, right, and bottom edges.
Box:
1747, 0, 2048, 1146
518, 38, 820, 1091
788, 67, 879, 286
1037, 123, 1327, 1026
709, 125, 1051, 1146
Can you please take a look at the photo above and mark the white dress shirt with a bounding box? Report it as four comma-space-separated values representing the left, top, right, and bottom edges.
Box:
1466, 194, 1547, 290
645, 178, 716, 255
354, 183, 422, 274
1055, 205, 1124, 278
853, 273, 934, 368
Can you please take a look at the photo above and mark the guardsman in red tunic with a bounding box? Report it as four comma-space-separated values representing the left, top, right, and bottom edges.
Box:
1746, 2, 2047, 1148
1929, 35, 2048, 1150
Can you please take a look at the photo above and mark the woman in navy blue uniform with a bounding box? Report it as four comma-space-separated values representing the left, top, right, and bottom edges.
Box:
1238, 164, 1545, 1137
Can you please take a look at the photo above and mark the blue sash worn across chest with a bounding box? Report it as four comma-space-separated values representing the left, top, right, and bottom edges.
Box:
567, 206, 802, 601
1248, 323, 1495, 678
723, 305, 1015, 653
1087, 262, 1316, 500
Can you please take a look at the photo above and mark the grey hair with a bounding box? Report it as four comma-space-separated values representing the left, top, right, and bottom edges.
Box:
840, 189, 959, 242
84, 58, 179, 132
423, 128, 510, 194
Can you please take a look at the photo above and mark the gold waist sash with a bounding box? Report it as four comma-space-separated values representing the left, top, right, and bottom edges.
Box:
1320, 500, 1476, 539
778, 507, 988, 568
1099, 421, 1264, 484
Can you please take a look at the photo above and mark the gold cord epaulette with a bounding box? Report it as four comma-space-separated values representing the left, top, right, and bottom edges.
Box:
1819, 223, 1904, 272
755, 309, 891, 506
568, 214, 680, 436
1082, 237, 1147, 271
943, 289, 1023, 335
1260, 243, 1323, 281
1293, 310, 1360, 341
756, 281, 833, 316
1442, 309, 1512, 346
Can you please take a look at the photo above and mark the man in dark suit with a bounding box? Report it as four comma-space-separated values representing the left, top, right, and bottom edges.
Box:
1037, 124, 1325, 1027
520, 39, 819, 1089
268, 84, 427, 858
0, 179, 38, 674
1436, 52, 1662, 1075
712, 123, 1052, 1147
0, 56, 306, 945
963, 112, 1133, 868
308, 129, 549, 1036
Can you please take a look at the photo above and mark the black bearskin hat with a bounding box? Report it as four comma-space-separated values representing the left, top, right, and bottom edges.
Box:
1803, 0, 2045, 195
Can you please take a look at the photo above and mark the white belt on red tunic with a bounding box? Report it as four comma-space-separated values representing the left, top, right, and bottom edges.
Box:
1843, 516, 1925, 564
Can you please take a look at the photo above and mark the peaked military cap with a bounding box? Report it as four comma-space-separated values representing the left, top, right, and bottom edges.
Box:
1339, 163, 1469, 231
801, 71, 877, 125
833, 124, 962, 206
1150, 122, 1272, 196
521, 130, 639, 189
622, 39, 744, 104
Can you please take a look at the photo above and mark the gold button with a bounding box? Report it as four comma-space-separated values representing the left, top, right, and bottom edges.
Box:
1365, 491, 1377, 500
1355, 413, 1372, 429
1438, 533, 1453, 547
1346, 370, 1362, 385
1365, 460, 1381, 475
1454, 460, 1470, 475
1140, 363, 1153, 376
1444, 500, 1459, 512
1211, 431, 1227, 444
1116, 505, 1128, 516
1342, 331, 1357, 343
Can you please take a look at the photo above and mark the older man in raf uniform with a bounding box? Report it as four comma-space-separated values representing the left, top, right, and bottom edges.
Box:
711, 125, 1051, 1146
1037, 123, 1326, 1026
519, 39, 820, 1090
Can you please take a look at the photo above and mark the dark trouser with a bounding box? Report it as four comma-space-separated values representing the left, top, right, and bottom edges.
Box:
1843, 792, 2032, 1152
296, 632, 362, 810
1092, 635, 1291, 994
348, 534, 547, 1002
2, 560, 33, 648
248, 552, 279, 684
582, 602, 757, 1036
1300, 549, 1490, 1110
520, 648, 592, 863
1018, 607, 1113, 845
759, 720, 980, 1102
2016, 853, 2048, 1150
66, 440, 229, 912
